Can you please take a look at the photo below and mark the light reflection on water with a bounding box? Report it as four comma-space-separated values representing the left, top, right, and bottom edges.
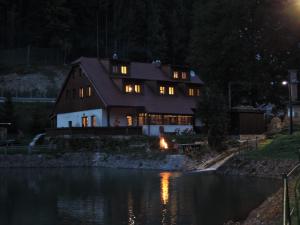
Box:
0, 168, 280, 225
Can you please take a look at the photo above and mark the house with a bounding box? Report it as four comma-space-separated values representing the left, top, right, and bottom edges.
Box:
50, 57, 203, 136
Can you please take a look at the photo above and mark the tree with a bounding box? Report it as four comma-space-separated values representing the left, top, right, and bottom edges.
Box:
196, 87, 229, 151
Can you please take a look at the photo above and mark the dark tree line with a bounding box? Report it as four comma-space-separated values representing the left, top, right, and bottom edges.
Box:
0, 0, 194, 64
1, 0, 300, 105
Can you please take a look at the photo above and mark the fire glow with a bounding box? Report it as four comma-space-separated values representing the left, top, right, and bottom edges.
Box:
160, 137, 168, 150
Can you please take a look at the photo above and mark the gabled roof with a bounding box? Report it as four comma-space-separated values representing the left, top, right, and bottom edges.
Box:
69, 57, 203, 115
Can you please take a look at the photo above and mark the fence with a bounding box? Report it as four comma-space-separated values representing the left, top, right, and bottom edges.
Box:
0, 46, 64, 66
283, 155, 300, 225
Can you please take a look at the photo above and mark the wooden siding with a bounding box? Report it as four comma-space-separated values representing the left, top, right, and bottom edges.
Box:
53, 66, 105, 114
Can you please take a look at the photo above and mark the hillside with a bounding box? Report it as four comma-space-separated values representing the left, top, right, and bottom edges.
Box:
0, 65, 69, 98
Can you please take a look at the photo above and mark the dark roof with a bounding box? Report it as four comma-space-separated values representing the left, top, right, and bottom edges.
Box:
71, 57, 203, 115
231, 106, 265, 113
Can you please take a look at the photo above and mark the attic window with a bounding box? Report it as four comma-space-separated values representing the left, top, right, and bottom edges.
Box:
79, 87, 84, 98
182, 72, 187, 79
173, 71, 179, 79
87, 86, 92, 97
121, 66, 127, 75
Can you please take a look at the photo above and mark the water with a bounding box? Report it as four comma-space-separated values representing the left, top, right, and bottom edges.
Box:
0, 168, 280, 225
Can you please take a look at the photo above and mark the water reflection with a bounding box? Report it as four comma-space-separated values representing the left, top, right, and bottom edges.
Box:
160, 172, 171, 205
0, 168, 280, 225
128, 192, 136, 225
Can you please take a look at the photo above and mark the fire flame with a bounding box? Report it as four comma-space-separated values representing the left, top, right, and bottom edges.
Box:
160, 137, 168, 150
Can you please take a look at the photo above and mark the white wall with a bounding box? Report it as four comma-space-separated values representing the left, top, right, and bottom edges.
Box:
57, 109, 103, 128
142, 125, 194, 136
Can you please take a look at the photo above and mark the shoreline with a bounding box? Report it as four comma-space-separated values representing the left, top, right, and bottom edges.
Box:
0, 152, 205, 171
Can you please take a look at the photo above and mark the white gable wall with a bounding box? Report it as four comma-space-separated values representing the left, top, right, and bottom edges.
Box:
57, 109, 104, 128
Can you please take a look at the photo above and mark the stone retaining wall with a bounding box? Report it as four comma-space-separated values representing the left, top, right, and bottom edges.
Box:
0, 153, 202, 171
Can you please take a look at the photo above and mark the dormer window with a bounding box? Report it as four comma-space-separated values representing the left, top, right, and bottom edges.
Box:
172, 68, 189, 80
173, 71, 179, 79
159, 85, 175, 95
112, 65, 118, 73
168, 86, 175, 95
160, 86, 166, 95
121, 66, 127, 75
125, 84, 141, 94
188, 87, 200, 96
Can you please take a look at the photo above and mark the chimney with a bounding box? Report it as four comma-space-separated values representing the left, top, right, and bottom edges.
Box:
152, 59, 161, 68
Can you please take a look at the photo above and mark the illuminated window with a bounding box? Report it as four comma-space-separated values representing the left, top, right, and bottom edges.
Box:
196, 88, 200, 96
79, 87, 84, 98
182, 72, 187, 79
188, 88, 194, 96
134, 84, 141, 93
173, 71, 179, 79
87, 86, 92, 97
91, 115, 97, 127
125, 84, 133, 93
112, 65, 118, 73
168, 86, 175, 95
121, 66, 127, 75
126, 115, 133, 126
138, 113, 145, 126
82, 116, 88, 127
160, 86, 166, 95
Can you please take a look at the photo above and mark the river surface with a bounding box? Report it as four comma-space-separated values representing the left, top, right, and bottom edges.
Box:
0, 168, 280, 225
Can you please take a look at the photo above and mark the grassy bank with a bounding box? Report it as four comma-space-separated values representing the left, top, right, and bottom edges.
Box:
244, 132, 300, 160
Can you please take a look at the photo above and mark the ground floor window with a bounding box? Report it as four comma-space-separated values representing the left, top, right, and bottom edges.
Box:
82, 116, 88, 127
91, 115, 97, 127
126, 115, 133, 126
137, 114, 193, 125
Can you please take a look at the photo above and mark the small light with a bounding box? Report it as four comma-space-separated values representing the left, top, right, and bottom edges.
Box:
282, 81, 288, 86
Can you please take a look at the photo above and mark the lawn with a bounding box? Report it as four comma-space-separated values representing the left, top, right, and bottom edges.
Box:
244, 132, 300, 160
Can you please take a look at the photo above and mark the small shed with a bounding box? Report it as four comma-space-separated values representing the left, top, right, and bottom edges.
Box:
230, 106, 265, 135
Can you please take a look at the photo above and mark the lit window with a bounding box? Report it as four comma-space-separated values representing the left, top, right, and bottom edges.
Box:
188, 88, 194, 96
173, 71, 179, 79
82, 116, 88, 127
126, 115, 133, 126
87, 86, 92, 97
196, 88, 200, 96
168, 86, 175, 95
182, 72, 187, 79
160, 86, 166, 95
112, 65, 118, 73
91, 115, 97, 127
79, 87, 84, 98
125, 84, 133, 93
121, 66, 127, 75
134, 84, 141, 93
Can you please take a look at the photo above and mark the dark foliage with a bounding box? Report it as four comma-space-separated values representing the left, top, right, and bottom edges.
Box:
196, 88, 229, 151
